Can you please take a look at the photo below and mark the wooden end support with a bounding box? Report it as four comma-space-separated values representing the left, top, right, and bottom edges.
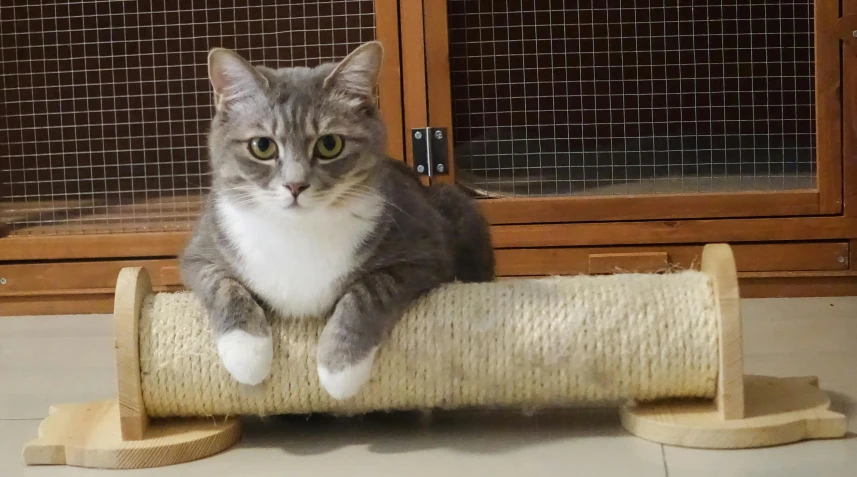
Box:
22, 267, 241, 469
621, 244, 848, 449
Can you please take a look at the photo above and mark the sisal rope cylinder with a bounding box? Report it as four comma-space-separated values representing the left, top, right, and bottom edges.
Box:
138, 272, 720, 417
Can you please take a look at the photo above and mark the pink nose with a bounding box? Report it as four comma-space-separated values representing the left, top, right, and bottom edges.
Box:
285, 182, 310, 198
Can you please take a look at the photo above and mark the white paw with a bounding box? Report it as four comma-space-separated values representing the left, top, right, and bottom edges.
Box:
217, 329, 273, 386
317, 348, 377, 400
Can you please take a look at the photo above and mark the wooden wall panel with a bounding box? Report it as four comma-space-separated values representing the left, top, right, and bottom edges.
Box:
480, 192, 820, 225
491, 217, 857, 248
0, 260, 181, 297
495, 242, 849, 277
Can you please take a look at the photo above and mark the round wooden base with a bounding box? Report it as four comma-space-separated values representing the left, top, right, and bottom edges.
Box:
620, 375, 847, 449
23, 399, 241, 469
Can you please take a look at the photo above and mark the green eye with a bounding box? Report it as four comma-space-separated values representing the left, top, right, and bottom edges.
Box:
249, 137, 278, 160
314, 134, 344, 160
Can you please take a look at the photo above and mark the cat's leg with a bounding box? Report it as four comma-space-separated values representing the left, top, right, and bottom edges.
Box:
316, 269, 439, 399
181, 259, 273, 386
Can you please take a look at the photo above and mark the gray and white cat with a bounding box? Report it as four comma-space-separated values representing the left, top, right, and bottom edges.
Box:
180, 42, 494, 400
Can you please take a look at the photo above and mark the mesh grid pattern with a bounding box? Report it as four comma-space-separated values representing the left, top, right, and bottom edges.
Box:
448, 0, 817, 197
1, 0, 375, 235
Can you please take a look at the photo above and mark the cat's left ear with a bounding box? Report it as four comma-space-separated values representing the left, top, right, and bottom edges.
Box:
208, 48, 268, 110
324, 41, 383, 99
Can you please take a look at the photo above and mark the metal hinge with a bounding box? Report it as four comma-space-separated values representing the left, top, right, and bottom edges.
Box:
411, 127, 449, 177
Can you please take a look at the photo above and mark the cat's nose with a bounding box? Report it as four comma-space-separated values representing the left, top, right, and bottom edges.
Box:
285, 182, 310, 198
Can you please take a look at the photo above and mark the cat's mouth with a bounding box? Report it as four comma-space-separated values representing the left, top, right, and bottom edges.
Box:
285, 201, 309, 212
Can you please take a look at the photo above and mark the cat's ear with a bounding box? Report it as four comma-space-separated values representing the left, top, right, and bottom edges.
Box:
208, 48, 268, 109
324, 41, 383, 99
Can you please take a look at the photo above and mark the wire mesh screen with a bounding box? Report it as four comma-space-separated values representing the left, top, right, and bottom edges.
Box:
0, 0, 375, 235
447, 0, 817, 197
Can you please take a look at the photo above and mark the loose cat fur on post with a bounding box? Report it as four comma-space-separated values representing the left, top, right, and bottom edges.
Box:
180, 42, 494, 399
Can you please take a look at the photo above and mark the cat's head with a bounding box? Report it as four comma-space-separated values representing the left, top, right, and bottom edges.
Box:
206, 42, 386, 215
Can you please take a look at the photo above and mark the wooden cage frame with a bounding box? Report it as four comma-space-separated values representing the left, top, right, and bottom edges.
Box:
4, 0, 857, 315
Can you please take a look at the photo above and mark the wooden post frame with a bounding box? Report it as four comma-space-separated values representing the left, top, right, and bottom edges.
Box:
620, 245, 846, 449
114, 268, 152, 440
22, 268, 241, 469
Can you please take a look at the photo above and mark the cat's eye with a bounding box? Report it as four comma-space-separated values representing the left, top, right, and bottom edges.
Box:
249, 137, 278, 160
314, 134, 344, 160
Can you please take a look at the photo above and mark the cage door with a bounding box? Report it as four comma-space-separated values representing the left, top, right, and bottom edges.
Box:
422, 0, 842, 224
0, 0, 403, 240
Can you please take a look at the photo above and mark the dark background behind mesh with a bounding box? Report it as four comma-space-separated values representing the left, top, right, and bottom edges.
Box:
448, 0, 816, 194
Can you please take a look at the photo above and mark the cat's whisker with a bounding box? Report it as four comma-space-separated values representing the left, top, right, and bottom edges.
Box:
336, 188, 423, 223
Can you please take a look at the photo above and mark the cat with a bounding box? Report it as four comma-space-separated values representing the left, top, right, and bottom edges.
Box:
180, 41, 495, 400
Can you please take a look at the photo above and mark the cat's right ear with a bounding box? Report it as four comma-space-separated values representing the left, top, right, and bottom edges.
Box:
208, 48, 268, 110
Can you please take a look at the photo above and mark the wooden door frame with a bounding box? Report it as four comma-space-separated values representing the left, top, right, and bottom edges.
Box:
375, 0, 405, 161
419, 0, 843, 225
816, 0, 844, 214
399, 0, 428, 173
841, 0, 857, 271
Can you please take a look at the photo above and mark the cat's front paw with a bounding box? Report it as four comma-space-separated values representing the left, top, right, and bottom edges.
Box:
217, 329, 273, 386
317, 347, 377, 400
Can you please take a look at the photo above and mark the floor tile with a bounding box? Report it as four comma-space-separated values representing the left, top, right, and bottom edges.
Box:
741, 297, 857, 356
0, 315, 115, 419
664, 438, 857, 477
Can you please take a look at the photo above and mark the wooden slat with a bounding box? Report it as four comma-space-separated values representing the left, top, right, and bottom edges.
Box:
0, 259, 182, 296
0, 294, 116, 316
588, 252, 669, 274
496, 243, 850, 277
491, 217, 857, 248
399, 0, 427, 171
423, 0, 455, 184
4, 267, 857, 317
5, 243, 847, 296
480, 191, 820, 225
0, 232, 189, 261
843, 1, 857, 219
4, 216, 857, 261
7, 219, 197, 236
1, 199, 101, 224
375, 0, 405, 161
5, 274, 854, 316
740, 274, 857, 298
2, 196, 204, 235
815, 0, 844, 214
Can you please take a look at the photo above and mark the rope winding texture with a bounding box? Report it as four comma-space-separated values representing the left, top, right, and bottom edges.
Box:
139, 272, 719, 417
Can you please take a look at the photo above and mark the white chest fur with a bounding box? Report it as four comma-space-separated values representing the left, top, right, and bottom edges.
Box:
216, 198, 381, 318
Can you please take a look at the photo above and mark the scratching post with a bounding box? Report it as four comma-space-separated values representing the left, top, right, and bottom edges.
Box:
23, 244, 846, 469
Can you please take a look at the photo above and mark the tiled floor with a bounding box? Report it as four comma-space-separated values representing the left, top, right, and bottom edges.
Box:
1, 297, 855, 476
